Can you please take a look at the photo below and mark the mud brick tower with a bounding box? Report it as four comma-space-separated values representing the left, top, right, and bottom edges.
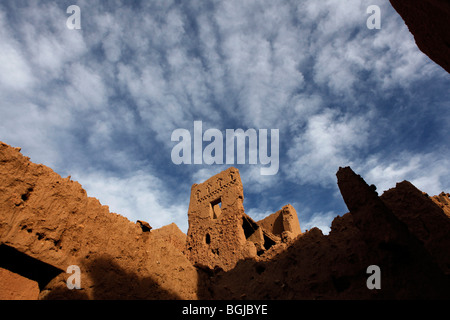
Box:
185, 167, 301, 271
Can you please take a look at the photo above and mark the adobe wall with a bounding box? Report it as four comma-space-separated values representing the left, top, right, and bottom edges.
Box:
431, 192, 450, 218
0, 267, 39, 300
1, 140, 450, 299
185, 167, 302, 271
185, 167, 253, 271
257, 204, 302, 241
0, 142, 200, 299
207, 167, 450, 299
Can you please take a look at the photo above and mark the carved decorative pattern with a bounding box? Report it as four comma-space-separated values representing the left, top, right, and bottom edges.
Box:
196, 178, 237, 204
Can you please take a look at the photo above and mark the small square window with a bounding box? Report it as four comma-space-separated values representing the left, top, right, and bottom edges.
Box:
210, 198, 222, 219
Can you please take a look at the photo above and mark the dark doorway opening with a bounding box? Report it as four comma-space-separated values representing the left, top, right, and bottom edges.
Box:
0, 244, 63, 290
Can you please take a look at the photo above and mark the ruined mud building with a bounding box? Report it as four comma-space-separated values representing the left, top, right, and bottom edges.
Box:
1, 141, 450, 300
186, 167, 301, 271
2, 0, 450, 301
0, 143, 302, 299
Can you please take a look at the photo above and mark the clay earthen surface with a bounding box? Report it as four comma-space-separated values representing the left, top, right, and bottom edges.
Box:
1, 141, 450, 299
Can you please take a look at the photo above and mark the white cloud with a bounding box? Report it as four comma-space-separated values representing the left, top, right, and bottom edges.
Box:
0, 42, 34, 91
302, 211, 337, 235
245, 207, 276, 223
359, 152, 450, 196
192, 166, 229, 185
18, 2, 87, 79
239, 165, 281, 193
65, 63, 108, 110
213, 0, 306, 127
286, 108, 371, 186
304, 0, 441, 97
72, 170, 190, 233
0, 102, 64, 169
0, 11, 35, 91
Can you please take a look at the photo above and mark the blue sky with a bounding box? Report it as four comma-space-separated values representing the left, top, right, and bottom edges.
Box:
1, 0, 449, 234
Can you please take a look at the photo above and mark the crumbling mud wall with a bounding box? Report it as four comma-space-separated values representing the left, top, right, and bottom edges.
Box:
205, 168, 450, 299
0, 267, 39, 300
0, 142, 200, 299
185, 167, 301, 271
431, 192, 450, 218
1, 141, 450, 300
257, 205, 301, 242
380, 182, 450, 276
185, 167, 250, 271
